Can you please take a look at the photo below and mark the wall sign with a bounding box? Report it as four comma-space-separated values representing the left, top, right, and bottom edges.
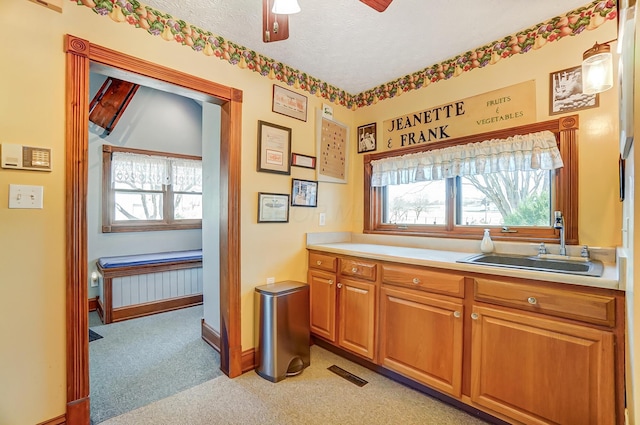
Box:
382, 81, 536, 151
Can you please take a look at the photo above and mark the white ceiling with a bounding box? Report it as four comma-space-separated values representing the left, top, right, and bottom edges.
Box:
142, 0, 593, 94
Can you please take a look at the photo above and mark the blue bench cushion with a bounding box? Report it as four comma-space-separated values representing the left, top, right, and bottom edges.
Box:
98, 249, 203, 269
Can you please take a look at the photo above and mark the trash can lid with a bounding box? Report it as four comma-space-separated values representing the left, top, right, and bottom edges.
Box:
255, 280, 309, 295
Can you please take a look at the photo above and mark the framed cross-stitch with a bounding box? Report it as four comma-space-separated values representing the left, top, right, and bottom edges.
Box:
316, 109, 349, 184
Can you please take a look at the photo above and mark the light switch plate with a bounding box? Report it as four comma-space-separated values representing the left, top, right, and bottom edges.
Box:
9, 184, 44, 209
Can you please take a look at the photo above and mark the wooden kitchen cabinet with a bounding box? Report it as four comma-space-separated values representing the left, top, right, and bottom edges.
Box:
337, 277, 376, 360
380, 285, 464, 397
470, 305, 615, 425
308, 268, 336, 341
307, 249, 623, 425
308, 252, 378, 360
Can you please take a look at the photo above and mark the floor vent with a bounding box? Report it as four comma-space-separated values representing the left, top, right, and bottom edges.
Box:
327, 365, 368, 387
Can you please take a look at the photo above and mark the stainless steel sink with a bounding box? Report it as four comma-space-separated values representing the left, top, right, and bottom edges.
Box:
457, 253, 604, 277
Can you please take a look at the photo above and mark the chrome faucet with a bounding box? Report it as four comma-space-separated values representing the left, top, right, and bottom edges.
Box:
553, 211, 566, 256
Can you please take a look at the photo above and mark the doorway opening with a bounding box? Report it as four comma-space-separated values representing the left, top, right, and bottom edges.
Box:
65, 34, 242, 424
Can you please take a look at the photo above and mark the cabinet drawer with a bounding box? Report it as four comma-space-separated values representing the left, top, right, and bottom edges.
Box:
381, 264, 465, 298
340, 258, 377, 281
474, 278, 616, 327
309, 252, 337, 272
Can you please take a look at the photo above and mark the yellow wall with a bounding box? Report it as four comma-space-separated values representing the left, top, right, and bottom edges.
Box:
353, 20, 621, 247
0, 0, 621, 423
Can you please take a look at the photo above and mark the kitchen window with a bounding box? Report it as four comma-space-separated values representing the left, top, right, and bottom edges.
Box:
364, 116, 579, 243
102, 145, 202, 232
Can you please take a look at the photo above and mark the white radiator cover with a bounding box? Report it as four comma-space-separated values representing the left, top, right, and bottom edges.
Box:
111, 267, 203, 308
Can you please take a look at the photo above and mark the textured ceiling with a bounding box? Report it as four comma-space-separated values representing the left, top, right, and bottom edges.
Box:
142, 0, 593, 94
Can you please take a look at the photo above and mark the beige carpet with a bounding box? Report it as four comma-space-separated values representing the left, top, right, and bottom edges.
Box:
101, 345, 489, 425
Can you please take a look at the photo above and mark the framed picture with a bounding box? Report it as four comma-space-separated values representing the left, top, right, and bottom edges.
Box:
291, 179, 318, 207
316, 109, 349, 184
272, 85, 308, 121
257, 192, 289, 223
257, 120, 291, 175
357, 123, 377, 153
291, 153, 316, 169
549, 66, 599, 115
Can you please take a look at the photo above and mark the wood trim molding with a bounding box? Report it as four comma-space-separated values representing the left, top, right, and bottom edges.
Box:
219, 90, 243, 378
65, 33, 242, 424
201, 319, 221, 352
88, 297, 98, 312
36, 414, 66, 425
111, 295, 203, 322
242, 348, 256, 373
65, 34, 90, 424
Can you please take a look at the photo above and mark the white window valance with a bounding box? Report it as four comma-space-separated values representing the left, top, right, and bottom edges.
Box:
112, 152, 170, 187
370, 130, 563, 187
111, 152, 202, 189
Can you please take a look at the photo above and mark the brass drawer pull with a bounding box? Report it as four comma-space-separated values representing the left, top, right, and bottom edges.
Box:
412, 278, 421, 284
316, 260, 322, 265
527, 297, 538, 305
352, 267, 358, 273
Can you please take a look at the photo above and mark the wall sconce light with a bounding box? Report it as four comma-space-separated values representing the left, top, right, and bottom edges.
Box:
582, 40, 615, 94
263, 0, 301, 43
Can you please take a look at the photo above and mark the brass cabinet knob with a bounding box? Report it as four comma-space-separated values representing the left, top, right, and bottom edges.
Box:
352, 267, 358, 273
412, 278, 421, 284
316, 260, 322, 265
471, 312, 479, 320
527, 297, 537, 305
453, 311, 461, 318
337, 283, 343, 289
328, 279, 333, 285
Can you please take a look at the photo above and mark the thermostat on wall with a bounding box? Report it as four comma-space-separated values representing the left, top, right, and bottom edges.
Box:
1, 143, 52, 172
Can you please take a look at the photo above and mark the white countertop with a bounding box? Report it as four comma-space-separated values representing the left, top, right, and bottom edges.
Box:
307, 242, 620, 291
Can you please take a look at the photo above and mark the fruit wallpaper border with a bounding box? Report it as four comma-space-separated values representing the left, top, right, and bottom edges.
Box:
73, 0, 617, 110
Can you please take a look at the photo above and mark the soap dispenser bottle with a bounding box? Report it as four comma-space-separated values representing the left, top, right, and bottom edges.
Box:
480, 229, 494, 253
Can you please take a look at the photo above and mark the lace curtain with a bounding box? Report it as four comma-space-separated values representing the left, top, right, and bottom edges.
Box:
111, 152, 202, 190
370, 130, 564, 187
172, 159, 202, 192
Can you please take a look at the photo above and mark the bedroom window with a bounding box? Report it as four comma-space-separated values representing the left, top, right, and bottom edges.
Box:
102, 145, 202, 232
364, 117, 579, 244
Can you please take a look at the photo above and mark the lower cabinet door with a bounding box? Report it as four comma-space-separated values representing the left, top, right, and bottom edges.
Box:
470, 306, 615, 425
308, 269, 337, 342
337, 277, 377, 360
379, 286, 464, 397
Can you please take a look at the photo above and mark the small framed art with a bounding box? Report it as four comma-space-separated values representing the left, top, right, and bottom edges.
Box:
291, 153, 316, 169
549, 66, 599, 115
357, 123, 377, 153
272, 85, 308, 121
257, 120, 291, 175
291, 179, 318, 207
257, 192, 289, 223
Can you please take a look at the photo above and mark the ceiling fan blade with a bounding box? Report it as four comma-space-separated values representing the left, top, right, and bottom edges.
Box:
359, 0, 393, 12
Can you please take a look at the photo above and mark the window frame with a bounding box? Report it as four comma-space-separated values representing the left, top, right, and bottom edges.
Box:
363, 115, 579, 244
102, 145, 202, 233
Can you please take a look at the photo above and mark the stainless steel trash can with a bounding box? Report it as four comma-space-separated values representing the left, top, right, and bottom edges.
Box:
254, 280, 310, 382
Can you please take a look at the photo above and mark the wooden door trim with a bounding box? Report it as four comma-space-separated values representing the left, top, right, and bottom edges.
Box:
64, 35, 242, 425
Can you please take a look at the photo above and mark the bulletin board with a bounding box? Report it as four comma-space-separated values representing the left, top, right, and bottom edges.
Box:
316, 109, 349, 184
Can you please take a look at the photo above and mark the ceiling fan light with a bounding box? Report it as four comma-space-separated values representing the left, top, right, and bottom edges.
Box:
581, 42, 613, 94
272, 0, 301, 14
